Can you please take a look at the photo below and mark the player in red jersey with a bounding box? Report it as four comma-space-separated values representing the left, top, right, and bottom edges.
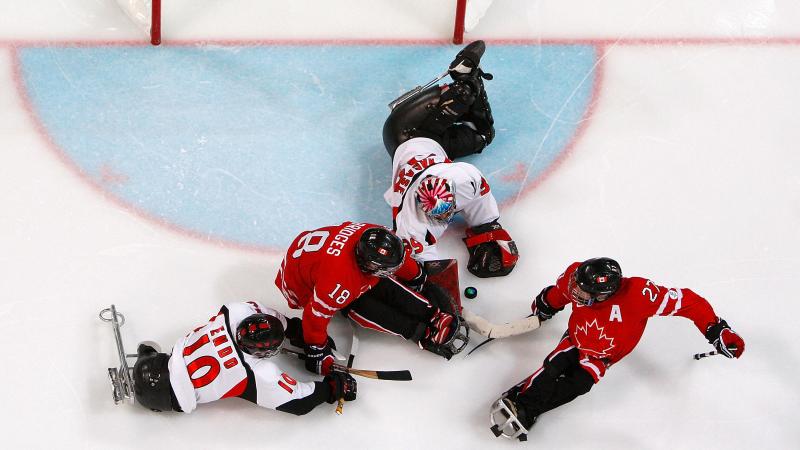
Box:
489, 257, 745, 441
275, 222, 470, 374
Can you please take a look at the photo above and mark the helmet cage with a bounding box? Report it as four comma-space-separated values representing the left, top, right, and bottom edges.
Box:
358, 258, 400, 278
568, 273, 611, 307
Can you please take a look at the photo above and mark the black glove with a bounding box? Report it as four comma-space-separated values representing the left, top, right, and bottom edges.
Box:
531, 286, 562, 321
704, 318, 745, 358
405, 262, 428, 292
463, 221, 519, 278
325, 371, 357, 403
304, 341, 335, 375
284, 317, 305, 348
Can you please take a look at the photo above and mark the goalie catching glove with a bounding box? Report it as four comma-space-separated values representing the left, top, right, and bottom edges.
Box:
464, 220, 519, 278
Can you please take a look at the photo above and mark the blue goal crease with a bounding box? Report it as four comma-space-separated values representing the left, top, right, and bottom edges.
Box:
18, 44, 597, 249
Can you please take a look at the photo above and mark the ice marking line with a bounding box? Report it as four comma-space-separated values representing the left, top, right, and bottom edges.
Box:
498, 44, 606, 210
9, 48, 280, 255
8, 38, 799, 252
509, 0, 670, 208
3, 37, 800, 49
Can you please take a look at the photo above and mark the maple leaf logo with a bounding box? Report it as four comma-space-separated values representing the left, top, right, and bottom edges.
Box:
574, 319, 615, 357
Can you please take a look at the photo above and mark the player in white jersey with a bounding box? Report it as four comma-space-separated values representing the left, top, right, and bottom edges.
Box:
382, 40, 519, 278
131, 300, 356, 415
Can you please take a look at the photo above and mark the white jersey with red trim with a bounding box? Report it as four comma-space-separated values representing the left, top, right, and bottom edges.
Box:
384, 137, 500, 262
168, 301, 318, 413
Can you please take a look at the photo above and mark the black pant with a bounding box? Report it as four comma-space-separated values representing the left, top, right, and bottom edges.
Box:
382, 84, 491, 159
514, 336, 595, 418
342, 278, 435, 340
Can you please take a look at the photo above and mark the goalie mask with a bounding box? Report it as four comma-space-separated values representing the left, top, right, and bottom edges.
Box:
415, 176, 456, 222
236, 314, 285, 358
569, 257, 622, 306
355, 227, 405, 277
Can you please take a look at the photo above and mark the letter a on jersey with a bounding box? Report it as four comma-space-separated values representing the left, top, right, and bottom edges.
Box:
609, 304, 623, 323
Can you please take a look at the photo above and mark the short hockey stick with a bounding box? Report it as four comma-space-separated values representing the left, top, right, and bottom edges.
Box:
462, 309, 540, 339
336, 321, 359, 415
467, 336, 495, 356
387, 71, 449, 110
694, 345, 738, 360
280, 348, 412, 381
693, 350, 721, 360
463, 311, 540, 357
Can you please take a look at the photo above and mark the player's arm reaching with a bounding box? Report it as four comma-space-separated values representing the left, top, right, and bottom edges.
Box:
531, 262, 581, 321
249, 359, 356, 415
301, 279, 352, 375
641, 280, 745, 358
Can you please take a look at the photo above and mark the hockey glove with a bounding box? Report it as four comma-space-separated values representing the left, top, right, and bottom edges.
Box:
531, 286, 562, 321
704, 318, 745, 358
284, 317, 305, 348
404, 262, 428, 292
304, 341, 335, 375
325, 371, 357, 403
464, 221, 519, 278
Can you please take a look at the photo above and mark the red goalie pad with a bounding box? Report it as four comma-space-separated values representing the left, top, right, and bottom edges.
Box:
423, 259, 462, 313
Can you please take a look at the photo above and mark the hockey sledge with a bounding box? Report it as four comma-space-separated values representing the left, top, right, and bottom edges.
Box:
99, 305, 136, 405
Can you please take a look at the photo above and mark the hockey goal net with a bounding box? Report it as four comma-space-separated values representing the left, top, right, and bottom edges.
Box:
115, 0, 161, 45
115, 0, 481, 46
453, 0, 493, 44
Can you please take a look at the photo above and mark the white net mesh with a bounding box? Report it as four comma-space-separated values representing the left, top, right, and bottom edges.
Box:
115, 0, 152, 35
465, 0, 493, 32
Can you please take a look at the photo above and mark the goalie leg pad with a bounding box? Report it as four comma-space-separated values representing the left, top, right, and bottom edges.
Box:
440, 123, 490, 159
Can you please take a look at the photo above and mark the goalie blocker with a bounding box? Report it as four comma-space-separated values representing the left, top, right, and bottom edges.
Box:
464, 220, 519, 278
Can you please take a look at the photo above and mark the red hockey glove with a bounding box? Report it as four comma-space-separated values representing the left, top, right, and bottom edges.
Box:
304, 342, 335, 375
463, 221, 519, 278
325, 371, 357, 403
531, 286, 562, 321
704, 318, 745, 358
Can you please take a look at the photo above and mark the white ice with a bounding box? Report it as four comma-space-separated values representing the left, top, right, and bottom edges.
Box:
0, 1, 798, 449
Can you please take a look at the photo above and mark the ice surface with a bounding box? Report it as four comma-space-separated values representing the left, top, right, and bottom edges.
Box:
0, 1, 798, 449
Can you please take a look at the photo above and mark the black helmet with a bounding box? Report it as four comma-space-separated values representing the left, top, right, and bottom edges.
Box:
355, 227, 405, 277
236, 314, 285, 358
571, 257, 622, 306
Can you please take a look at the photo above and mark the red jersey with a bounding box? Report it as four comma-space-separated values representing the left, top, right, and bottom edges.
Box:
275, 222, 419, 346
544, 262, 718, 382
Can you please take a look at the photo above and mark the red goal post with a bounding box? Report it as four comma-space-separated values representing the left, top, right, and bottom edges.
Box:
115, 0, 161, 45
453, 0, 493, 44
